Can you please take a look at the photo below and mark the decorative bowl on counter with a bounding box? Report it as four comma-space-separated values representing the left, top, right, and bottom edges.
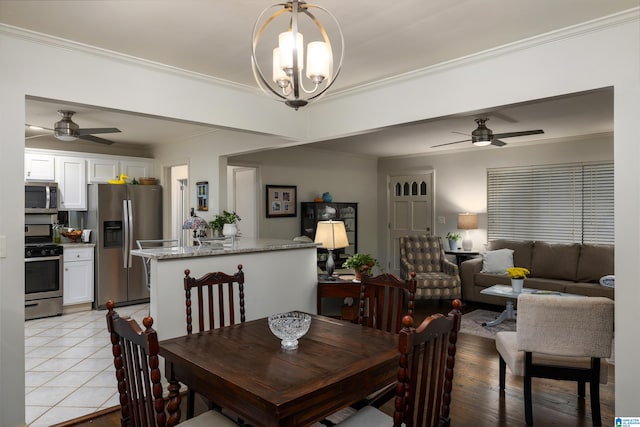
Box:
139, 177, 158, 185
61, 230, 83, 243
268, 311, 312, 350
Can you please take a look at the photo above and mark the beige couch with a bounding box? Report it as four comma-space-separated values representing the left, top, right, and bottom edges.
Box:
460, 239, 614, 305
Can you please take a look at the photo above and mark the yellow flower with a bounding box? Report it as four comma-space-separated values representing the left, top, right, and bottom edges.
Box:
507, 267, 530, 279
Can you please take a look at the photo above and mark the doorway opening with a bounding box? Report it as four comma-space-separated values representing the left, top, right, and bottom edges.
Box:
168, 165, 189, 245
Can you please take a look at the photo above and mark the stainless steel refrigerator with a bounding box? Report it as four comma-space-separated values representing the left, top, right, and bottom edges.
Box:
87, 184, 162, 309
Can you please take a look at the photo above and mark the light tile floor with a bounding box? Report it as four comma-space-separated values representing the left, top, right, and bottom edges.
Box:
25, 303, 149, 426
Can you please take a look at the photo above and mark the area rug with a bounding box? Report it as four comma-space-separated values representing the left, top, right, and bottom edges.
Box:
459, 309, 515, 339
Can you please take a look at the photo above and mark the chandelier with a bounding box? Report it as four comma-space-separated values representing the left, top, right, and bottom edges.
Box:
251, 0, 344, 110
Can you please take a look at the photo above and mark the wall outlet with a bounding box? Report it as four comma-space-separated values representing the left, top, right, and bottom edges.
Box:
438, 216, 446, 224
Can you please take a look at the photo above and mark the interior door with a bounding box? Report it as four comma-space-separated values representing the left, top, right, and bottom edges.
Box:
387, 173, 434, 275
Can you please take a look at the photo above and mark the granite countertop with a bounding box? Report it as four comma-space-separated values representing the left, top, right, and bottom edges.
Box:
131, 238, 318, 260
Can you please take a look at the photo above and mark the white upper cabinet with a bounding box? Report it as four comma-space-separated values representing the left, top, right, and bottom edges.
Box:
55, 156, 87, 210
25, 153, 55, 181
121, 160, 153, 181
88, 158, 119, 183
88, 158, 153, 183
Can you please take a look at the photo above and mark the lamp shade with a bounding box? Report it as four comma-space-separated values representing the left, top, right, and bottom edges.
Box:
314, 220, 349, 250
457, 213, 478, 230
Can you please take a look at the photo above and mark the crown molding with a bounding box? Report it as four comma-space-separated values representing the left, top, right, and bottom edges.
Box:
0, 23, 260, 94
326, 7, 640, 100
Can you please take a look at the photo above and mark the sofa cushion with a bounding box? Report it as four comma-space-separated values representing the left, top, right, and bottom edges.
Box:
488, 239, 534, 270
564, 282, 615, 299
531, 241, 580, 281
481, 249, 514, 274
576, 244, 614, 283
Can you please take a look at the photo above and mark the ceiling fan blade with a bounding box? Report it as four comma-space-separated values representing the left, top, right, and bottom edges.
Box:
490, 111, 518, 123
25, 124, 55, 132
491, 139, 507, 147
431, 138, 471, 148
78, 134, 115, 145
493, 129, 544, 139
25, 134, 51, 140
76, 127, 121, 135
451, 131, 470, 136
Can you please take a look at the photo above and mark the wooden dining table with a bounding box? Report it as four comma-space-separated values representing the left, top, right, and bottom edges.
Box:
159, 313, 399, 427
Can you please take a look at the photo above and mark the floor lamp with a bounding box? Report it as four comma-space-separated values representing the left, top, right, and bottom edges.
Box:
314, 220, 349, 280
458, 213, 478, 251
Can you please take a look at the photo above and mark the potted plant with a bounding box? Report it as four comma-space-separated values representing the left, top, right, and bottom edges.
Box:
507, 267, 530, 293
342, 253, 381, 281
209, 211, 241, 236
446, 232, 461, 250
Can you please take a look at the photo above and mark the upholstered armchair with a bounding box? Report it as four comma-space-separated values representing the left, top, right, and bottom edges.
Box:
399, 235, 461, 300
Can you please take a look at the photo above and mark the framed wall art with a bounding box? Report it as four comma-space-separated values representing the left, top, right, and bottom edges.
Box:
266, 185, 297, 218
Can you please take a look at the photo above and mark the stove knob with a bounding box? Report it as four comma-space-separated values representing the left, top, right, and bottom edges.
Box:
26, 250, 33, 257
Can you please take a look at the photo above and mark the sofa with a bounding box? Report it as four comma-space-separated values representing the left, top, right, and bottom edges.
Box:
460, 239, 614, 305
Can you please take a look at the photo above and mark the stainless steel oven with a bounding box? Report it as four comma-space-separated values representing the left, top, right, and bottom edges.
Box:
25, 224, 64, 320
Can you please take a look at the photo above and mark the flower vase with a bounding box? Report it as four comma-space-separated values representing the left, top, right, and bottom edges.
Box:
511, 278, 524, 293
222, 223, 238, 237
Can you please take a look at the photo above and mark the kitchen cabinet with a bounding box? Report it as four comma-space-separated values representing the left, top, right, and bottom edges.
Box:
88, 158, 153, 183
300, 202, 358, 268
87, 158, 119, 183
63, 246, 94, 306
55, 156, 87, 210
121, 159, 152, 180
25, 152, 55, 181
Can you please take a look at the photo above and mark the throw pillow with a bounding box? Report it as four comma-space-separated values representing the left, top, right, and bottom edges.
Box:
481, 248, 514, 274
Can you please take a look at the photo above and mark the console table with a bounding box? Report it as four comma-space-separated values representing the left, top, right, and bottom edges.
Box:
445, 249, 479, 267
317, 275, 362, 320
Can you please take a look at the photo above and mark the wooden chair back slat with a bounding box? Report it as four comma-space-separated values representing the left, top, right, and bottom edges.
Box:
359, 272, 416, 333
394, 299, 461, 427
184, 265, 245, 334
106, 300, 168, 427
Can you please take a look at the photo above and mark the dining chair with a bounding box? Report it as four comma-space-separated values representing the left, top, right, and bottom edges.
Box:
136, 239, 180, 289
337, 299, 463, 427
495, 294, 614, 426
105, 300, 238, 427
183, 265, 245, 418
358, 271, 417, 333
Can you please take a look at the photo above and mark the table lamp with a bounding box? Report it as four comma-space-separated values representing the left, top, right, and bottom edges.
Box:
458, 213, 478, 251
314, 220, 349, 280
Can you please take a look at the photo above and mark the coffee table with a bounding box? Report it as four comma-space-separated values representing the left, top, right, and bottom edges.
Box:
479, 284, 570, 326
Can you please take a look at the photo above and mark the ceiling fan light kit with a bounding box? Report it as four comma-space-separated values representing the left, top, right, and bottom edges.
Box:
54, 110, 80, 141
471, 118, 493, 146
251, 0, 344, 110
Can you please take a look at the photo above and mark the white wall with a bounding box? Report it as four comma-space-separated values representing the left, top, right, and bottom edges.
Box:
0, 11, 638, 425
229, 146, 379, 254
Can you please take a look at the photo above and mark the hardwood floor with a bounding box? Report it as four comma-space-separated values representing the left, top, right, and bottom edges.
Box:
60, 301, 614, 427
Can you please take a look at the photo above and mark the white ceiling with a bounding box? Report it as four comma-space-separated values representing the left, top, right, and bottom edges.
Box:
2, 0, 632, 156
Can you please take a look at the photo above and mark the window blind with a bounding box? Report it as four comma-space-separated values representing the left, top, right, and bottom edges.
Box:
487, 163, 613, 244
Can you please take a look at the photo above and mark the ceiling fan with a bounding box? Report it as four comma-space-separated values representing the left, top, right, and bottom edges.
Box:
431, 118, 544, 148
26, 110, 121, 145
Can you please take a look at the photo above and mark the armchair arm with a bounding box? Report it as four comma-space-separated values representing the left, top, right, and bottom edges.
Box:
400, 258, 413, 279
442, 258, 459, 277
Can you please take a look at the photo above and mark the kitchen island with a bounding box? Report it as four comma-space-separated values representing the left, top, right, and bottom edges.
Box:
131, 238, 318, 340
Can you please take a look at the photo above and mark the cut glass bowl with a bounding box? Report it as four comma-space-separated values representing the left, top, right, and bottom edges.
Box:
268, 311, 312, 350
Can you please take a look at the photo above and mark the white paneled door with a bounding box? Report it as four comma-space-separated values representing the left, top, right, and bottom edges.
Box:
387, 173, 434, 275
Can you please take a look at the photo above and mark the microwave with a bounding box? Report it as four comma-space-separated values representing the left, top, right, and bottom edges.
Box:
25, 182, 58, 214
